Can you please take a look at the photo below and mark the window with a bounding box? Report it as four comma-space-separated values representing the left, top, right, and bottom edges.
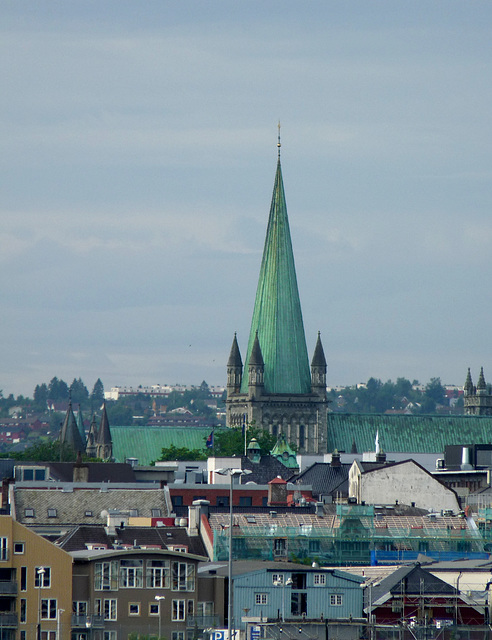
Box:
14, 542, 24, 554
120, 559, 143, 588
104, 633, 117, 640
309, 540, 320, 553
330, 594, 343, 606
94, 561, 118, 591
169, 546, 188, 553
216, 496, 229, 507
291, 573, 306, 589
129, 603, 140, 616
197, 602, 214, 617
172, 599, 186, 621
172, 496, 183, 507
20, 599, 26, 623
313, 574, 326, 586
0, 538, 7, 561
291, 592, 307, 616
272, 574, 284, 585
24, 509, 35, 518
85, 511, 93, 517
129, 509, 138, 517
172, 562, 195, 592
172, 633, 185, 640
73, 602, 88, 617
41, 632, 56, 640
187, 600, 194, 616
104, 599, 117, 621
239, 496, 252, 507
41, 599, 57, 619
20, 632, 26, 640
149, 603, 159, 616
255, 594, 268, 605
94, 599, 102, 617
147, 560, 170, 588
151, 509, 162, 517
47, 509, 57, 518
35, 567, 51, 588
274, 539, 286, 557
20, 567, 27, 591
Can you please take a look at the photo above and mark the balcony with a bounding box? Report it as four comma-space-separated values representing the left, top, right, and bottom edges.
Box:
71, 616, 104, 629
0, 613, 17, 627
187, 615, 220, 629
0, 582, 17, 596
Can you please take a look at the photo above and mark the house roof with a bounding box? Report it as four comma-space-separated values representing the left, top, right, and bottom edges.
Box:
13, 485, 169, 525
46, 462, 136, 483
291, 462, 351, 498
57, 524, 207, 557
241, 454, 296, 483
327, 413, 492, 454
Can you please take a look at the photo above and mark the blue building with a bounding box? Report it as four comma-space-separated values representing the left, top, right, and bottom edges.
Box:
233, 566, 364, 630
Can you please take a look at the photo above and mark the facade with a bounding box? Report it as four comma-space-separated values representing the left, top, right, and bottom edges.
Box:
348, 460, 461, 513
0, 515, 73, 640
464, 367, 492, 416
70, 548, 207, 640
232, 566, 364, 630
226, 147, 329, 454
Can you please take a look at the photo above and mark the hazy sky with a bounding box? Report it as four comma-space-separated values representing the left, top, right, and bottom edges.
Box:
2, 2, 492, 397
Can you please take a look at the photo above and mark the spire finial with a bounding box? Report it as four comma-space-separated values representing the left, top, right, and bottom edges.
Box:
277, 121, 281, 158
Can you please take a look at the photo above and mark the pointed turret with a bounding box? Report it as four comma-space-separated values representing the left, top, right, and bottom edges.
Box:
248, 331, 264, 398
59, 400, 85, 453
240, 151, 310, 395
96, 402, 112, 460
477, 367, 487, 396
464, 368, 473, 396
86, 414, 98, 458
311, 331, 327, 398
76, 405, 86, 447
227, 332, 243, 394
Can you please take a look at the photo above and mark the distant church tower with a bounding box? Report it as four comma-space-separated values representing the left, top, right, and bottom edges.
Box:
226, 133, 329, 453
464, 367, 492, 415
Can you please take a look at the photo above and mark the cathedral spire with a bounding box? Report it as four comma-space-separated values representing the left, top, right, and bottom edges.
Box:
240, 135, 310, 394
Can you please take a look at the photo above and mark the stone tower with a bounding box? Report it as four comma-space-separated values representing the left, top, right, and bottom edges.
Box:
464, 367, 492, 415
225, 140, 329, 453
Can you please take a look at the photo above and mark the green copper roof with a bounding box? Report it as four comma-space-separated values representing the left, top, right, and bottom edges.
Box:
240, 157, 311, 394
327, 413, 492, 454
111, 426, 217, 465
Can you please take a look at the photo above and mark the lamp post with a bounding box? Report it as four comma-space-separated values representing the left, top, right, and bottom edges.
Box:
155, 595, 165, 639
216, 468, 251, 640
274, 577, 293, 621
57, 609, 65, 640
37, 567, 45, 640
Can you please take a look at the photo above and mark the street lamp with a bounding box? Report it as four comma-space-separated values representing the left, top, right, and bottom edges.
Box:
155, 595, 165, 639
37, 567, 45, 640
274, 577, 293, 621
215, 468, 251, 640
57, 609, 65, 640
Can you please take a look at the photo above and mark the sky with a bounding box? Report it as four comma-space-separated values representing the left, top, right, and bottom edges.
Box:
1, 2, 492, 397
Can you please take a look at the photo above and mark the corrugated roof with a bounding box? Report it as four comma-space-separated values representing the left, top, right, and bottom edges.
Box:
111, 426, 213, 464
328, 413, 492, 454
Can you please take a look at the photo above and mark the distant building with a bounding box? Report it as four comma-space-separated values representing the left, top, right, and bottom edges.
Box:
464, 367, 492, 415
226, 143, 329, 454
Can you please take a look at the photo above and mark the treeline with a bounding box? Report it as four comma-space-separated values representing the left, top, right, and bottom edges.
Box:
328, 377, 460, 414
32, 377, 105, 411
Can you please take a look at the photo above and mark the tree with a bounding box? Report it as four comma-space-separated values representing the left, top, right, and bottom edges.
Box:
47, 377, 69, 401
155, 444, 207, 462
211, 426, 278, 457
17, 440, 77, 462
70, 378, 89, 405
33, 384, 48, 408
424, 377, 446, 407
91, 379, 105, 409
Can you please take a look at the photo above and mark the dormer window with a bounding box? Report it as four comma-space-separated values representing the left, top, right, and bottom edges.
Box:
24, 509, 34, 518
47, 509, 57, 518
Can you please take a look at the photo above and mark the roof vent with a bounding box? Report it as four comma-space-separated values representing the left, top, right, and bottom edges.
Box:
270, 511, 277, 518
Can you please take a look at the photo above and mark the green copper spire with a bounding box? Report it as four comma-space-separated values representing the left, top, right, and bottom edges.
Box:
241, 143, 311, 394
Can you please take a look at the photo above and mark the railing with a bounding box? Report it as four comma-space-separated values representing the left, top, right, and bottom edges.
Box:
0, 583, 17, 596
0, 613, 17, 627
71, 616, 105, 629
187, 615, 220, 629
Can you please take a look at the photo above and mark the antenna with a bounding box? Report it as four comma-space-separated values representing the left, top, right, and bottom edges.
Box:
277, 121, 281, 158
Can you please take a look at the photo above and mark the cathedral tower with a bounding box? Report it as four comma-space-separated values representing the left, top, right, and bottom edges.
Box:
226, 136, 329, 453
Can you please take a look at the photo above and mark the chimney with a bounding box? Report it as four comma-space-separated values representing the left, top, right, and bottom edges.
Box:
268, 477, 288, 506
331, 450, 341, 467
188, 500, 210, 537
375, 450, 387, 464
315, 502, 324, 517
73, 453, 89, 483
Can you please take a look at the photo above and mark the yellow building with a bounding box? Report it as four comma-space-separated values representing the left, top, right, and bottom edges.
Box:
0, 516, 72, 640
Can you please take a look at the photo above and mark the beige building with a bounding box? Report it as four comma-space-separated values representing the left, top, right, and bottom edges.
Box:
0, 515, 73, 640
